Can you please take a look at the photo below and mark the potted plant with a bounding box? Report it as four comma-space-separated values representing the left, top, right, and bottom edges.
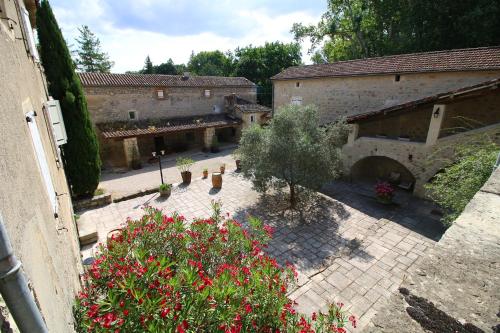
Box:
220, 163, 226, 174
212, 172, 222, 189
235, 159, 241, 171
176, 157, 195, 184
159, 183, 172, 198
202, 168, 208, 179
375, 181, 395, 204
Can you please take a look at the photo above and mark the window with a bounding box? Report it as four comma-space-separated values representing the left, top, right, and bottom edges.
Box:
128, 111, 137, 120
291, 96, 303, 106
20, 6, 39, 61
157, 90, 165, 99
296, 82, 301, 88
204, 89, 211, 98
395, 74, 401, 82
45, 100, 67, 146
26, 111, 58, 215
250, 115, 255, 123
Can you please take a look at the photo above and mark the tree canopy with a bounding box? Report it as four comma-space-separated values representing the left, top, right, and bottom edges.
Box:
187, 50, 235, 76
142, 55, 154, 74
234, 42, 302, 106
292, 0, 500, 63
37, 1, 101, 197
236, 105, 348, 208
74, 25, 114, 72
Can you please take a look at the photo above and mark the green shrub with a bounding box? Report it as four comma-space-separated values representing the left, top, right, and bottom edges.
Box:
74, 203, 355, 332
176, 157, 195, 173
425, 139, 498, 226
159, 183, 172, 191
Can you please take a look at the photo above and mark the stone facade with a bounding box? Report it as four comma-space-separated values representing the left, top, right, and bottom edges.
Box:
0, 1, 83, 332
84, 85, 257, 123
343, 91, 500, 196
273, 71, 500, 124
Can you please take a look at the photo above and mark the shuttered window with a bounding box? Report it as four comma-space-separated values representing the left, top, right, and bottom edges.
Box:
26, 112, 58, 215
20, 6, 39, 61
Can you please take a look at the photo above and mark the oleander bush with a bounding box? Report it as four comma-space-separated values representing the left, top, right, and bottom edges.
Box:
74, 202, 355, 332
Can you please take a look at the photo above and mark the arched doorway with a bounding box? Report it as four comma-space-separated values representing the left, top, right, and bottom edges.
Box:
350, 156, 416, 188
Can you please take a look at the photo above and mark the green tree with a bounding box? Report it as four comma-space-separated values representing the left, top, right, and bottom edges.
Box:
37, 0, 101, 197
74, 25, 114, 72
234, 42, 302, 106
154, 58, 177, 75
187, 50, 234, 76
142, 55, 154, 74
293, 0, 500, 62
425, 138, 498, 226
236, 105, 348, 208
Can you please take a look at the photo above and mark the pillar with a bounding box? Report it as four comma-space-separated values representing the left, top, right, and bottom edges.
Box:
123, 137, 141, 169
347, 124, 359, 146
203, 127, 216, 150
426, 104, 446, 146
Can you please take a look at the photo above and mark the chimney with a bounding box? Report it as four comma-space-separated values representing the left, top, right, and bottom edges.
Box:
182, 72, 190, 80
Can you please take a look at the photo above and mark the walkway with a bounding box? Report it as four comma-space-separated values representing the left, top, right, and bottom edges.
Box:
78, 173, 444, 331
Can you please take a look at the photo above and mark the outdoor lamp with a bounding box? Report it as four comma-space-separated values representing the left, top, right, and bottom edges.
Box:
433, 107, 440, 118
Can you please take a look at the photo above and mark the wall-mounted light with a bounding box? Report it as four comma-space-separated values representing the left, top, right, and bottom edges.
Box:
433, 107, 440, 118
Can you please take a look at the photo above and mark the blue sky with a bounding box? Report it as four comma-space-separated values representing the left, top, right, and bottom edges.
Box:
50, 0, 326, 73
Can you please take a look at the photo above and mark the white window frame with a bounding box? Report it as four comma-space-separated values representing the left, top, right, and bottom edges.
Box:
45, 100, 67, 146
204, 89, 211, 98
26, 111, 58, 215
20, 6, 39, 62
157, 90, 164, 99
291, 96, 303, 106
250, 115, 255, 123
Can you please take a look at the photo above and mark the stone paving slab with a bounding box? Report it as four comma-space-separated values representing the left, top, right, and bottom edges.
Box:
78, 173, 443, 332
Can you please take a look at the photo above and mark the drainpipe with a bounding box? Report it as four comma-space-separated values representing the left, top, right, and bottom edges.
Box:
0, 214, 48, 333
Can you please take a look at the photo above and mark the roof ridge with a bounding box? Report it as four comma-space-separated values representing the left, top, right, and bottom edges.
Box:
79, 72, 251, 81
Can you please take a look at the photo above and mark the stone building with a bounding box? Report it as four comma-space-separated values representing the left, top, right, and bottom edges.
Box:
80, 72, 270, 169
272, 47, 500, 196
0, 0, 83, 331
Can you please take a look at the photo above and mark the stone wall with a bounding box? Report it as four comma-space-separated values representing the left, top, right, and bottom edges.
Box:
367, 167, 500, 332
84, 86, 257, 123
273, 71, 500, 124
358, 106, 433, 142
440, 90, 500, 137
0, 1, 83, 332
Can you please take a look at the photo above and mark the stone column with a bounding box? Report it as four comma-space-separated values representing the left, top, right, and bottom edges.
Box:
123, 137, 141, 169
347, 124, 359, 146
426, 104, 446, 146
203, 127, 216, 150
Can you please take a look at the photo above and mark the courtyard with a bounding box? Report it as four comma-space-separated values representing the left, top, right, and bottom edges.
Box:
78, 170, 444, 331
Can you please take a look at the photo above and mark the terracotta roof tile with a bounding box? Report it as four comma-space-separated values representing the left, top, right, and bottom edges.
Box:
272, 47, 500, 80
97, 114, 241, 139
235, 104, 272, 113
79, 72, 255, 88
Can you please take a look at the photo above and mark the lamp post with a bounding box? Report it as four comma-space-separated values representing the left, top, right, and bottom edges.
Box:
152, 150, 165, 184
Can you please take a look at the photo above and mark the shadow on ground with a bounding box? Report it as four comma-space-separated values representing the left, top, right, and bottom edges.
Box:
233, 192, 374, 275
321, 180, 446, 241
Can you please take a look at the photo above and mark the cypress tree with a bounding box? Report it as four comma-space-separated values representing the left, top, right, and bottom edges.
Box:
37, 0, 101, 197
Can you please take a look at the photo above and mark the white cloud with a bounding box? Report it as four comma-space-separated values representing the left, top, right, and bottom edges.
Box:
51, 1, 321, 73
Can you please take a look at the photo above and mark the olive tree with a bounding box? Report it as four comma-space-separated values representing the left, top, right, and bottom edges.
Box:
236, 105, 348, 208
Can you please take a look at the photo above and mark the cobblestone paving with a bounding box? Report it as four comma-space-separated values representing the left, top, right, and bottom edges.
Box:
78, 172, 444, 331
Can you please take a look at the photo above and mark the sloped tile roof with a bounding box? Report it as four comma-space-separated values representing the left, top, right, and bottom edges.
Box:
272, 46, 500, 80
235, 103, 272, 113
79, 72, 256, 88
97, 114, 241, 139
348, 78, 500, 122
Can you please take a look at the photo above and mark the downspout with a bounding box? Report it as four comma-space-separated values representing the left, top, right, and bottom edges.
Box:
0, 214, 48, 333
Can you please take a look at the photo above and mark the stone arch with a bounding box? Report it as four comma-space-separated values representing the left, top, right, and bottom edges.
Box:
350, 155, 416, 185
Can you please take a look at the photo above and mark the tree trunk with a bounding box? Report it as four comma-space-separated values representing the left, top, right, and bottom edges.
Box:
289, 184, 296, 209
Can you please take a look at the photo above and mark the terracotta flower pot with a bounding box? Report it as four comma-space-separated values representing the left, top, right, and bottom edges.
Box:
181, 171, 192, 184
203, 170, 208, 179
212, 172, 222, 189
235, 159, 241, 171
159, 188, 171, 198
220, 165, 225, 174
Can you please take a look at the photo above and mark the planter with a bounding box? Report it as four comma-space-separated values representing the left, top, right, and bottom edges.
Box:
212, 172, 222, 189
220, 165, 225, 174
203, 170, 208, 179
181, 171, 192, 184
106, 228, 122, 245
159, 188, 171, 198
235, 159, 241, 171
376, 196, 393, 205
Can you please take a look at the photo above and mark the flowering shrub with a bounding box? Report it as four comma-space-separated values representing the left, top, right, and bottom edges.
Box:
375, 181, 395, 202
74, 202, 355, 332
